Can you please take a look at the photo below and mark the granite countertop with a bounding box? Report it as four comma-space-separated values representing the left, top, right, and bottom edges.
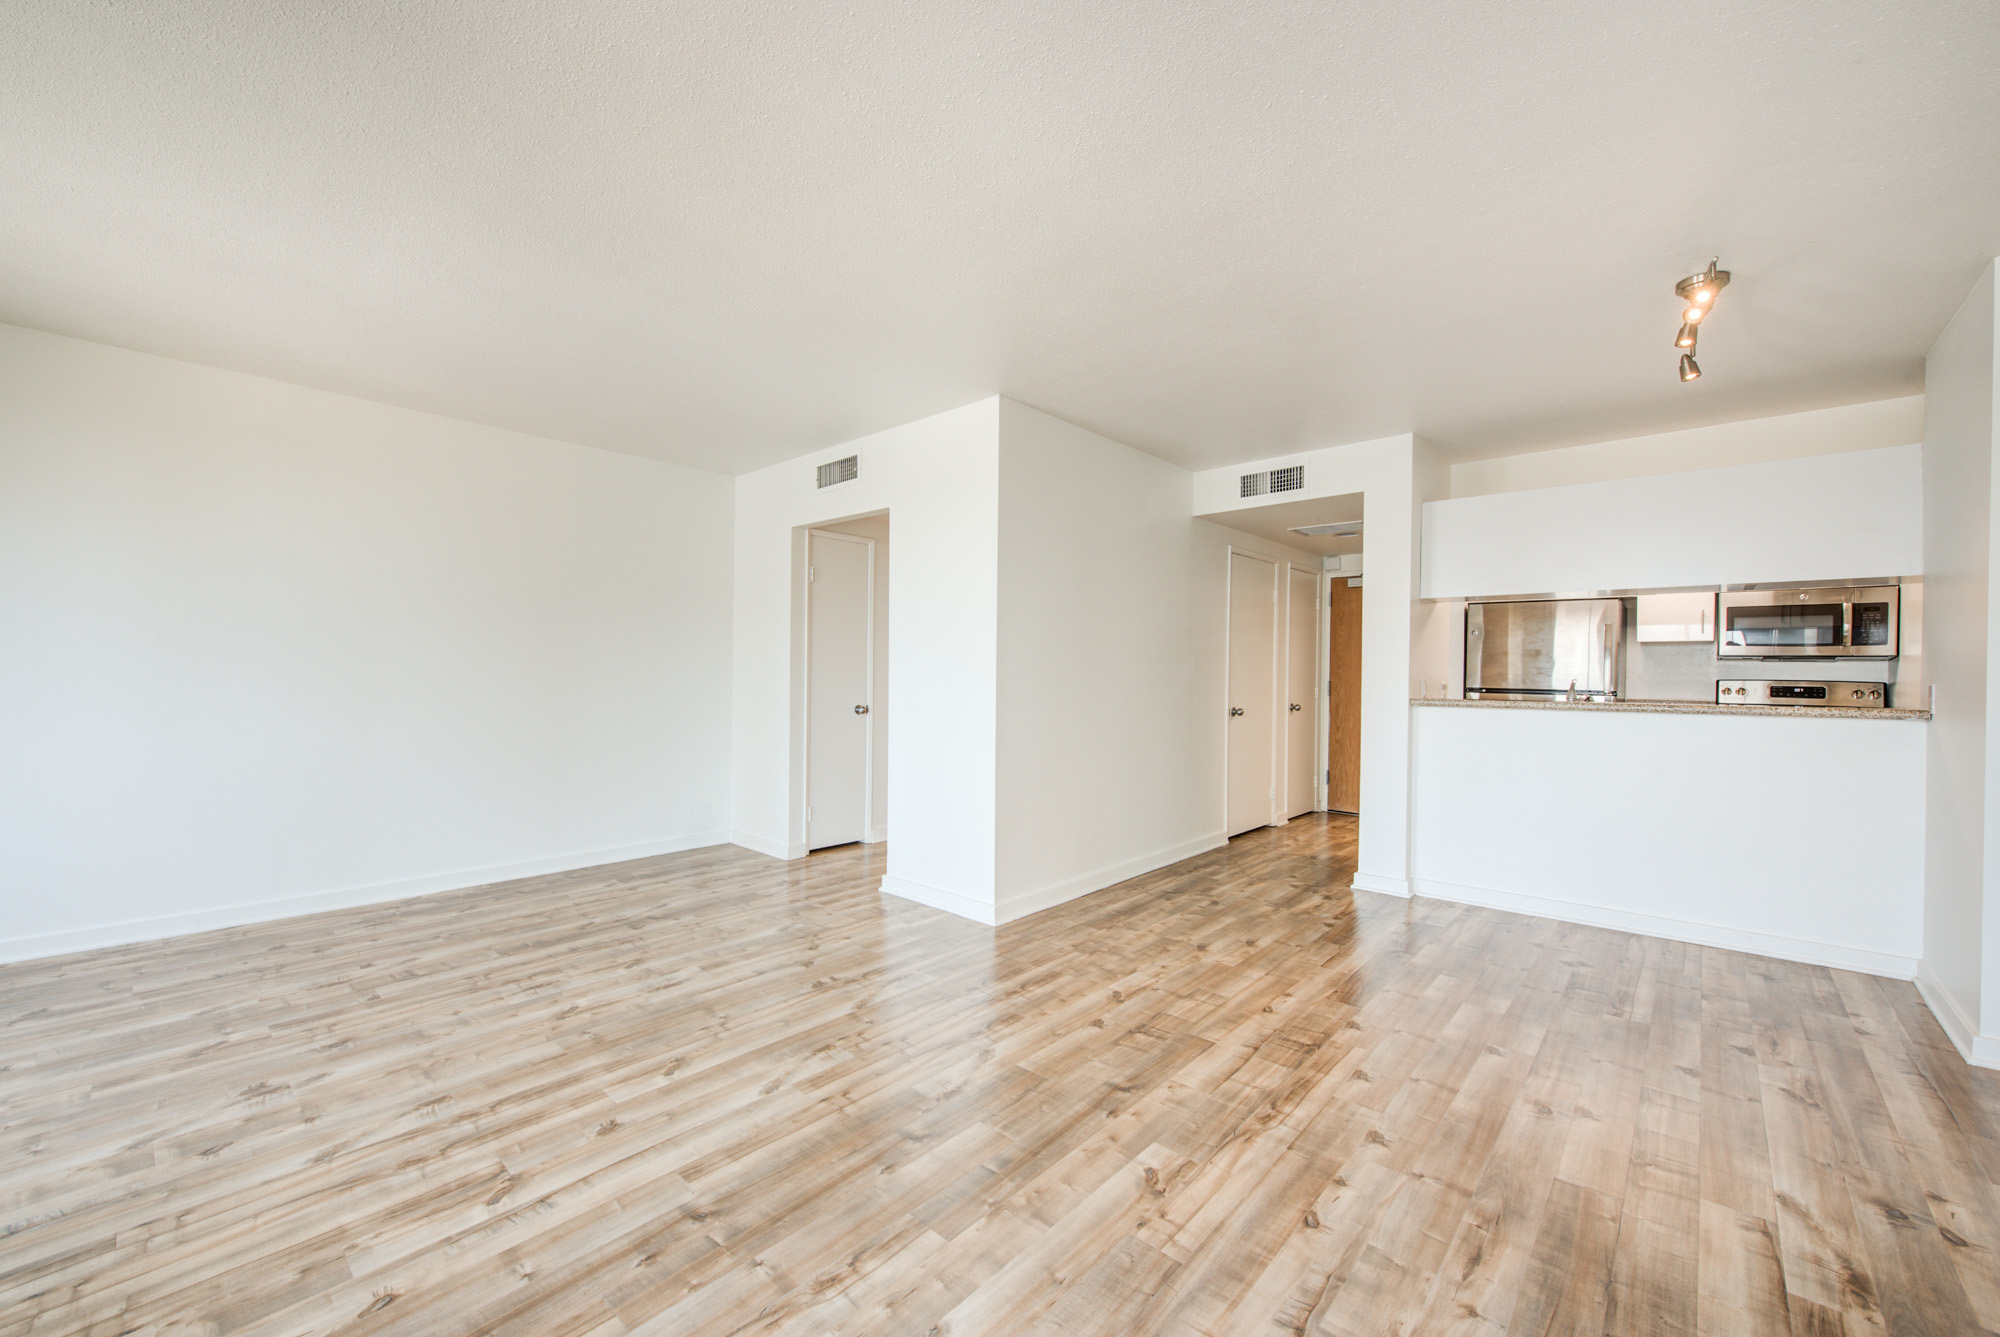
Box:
1412, 695, 1931, 722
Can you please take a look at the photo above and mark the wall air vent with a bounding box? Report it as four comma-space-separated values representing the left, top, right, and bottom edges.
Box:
816, 455, 859, 489
1239, 465, 1305, 497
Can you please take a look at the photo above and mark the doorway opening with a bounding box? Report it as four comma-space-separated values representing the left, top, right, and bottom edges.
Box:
1211, 492, 1363, 837
803, 513, 889, 851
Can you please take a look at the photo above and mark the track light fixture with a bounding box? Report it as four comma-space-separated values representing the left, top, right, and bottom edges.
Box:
1672, 259, 1728, 380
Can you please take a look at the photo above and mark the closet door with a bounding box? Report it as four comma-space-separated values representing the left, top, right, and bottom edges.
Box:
1226, 551, 1278, 837
806, 530, 872, 849
1285, 565, 1319, 818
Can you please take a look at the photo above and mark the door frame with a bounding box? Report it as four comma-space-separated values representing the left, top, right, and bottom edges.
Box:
802, 528, 876, 850
1222, 546, 1281, 837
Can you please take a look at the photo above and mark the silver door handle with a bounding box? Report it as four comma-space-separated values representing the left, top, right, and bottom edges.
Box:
1289, 703, 1302, 711
1229, 707, 1244, 717
853, 704, 869, 714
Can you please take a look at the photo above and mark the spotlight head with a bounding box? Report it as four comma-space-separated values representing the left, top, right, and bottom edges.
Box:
1679, 352, 1702, 382
1676, 323, 1697, 349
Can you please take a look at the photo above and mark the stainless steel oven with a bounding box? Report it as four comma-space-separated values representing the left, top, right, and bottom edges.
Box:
1715, 585, 1899, 660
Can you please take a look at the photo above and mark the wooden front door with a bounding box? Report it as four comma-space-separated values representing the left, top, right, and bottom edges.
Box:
1326, 576, 1362, 814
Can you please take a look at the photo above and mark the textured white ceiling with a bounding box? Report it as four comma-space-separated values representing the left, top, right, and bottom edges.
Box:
3, 3, 1996, 474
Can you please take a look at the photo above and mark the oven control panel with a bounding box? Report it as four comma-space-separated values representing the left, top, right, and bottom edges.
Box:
1716, 679, 1888, 707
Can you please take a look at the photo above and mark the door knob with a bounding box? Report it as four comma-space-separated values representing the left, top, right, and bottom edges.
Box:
1229, 707, 1244, 717
853, 704, 869, 714
1289, 703, 1302, 712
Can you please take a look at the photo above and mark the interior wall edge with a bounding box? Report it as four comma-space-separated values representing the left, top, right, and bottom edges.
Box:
1915, 960, 2000, 1069
994, 831, 1227, 926
1413, 876, 1919, 982
1350, 871, 1412, 897
0, 829, 731, 966
879, 874, 997, 926
728, 831, 808, 861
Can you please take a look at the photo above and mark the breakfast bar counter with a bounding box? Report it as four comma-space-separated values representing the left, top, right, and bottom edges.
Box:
1412, 695, 1930, 722
1406, 692, 1928, 978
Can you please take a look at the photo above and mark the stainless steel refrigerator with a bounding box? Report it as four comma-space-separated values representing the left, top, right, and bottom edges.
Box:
1464, 598, 1625, 701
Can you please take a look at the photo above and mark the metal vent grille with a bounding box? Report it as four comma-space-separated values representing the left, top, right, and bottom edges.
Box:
1239, 465, 1305, 497
816, 455, 859, 488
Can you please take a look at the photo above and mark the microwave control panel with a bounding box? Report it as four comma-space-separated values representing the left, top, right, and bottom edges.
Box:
1852, 602, 1893, 646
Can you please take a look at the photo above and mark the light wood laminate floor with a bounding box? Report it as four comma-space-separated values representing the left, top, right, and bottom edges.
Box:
5, 816, 1999, 1336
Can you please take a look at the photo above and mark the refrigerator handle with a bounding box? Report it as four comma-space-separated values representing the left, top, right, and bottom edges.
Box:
1602, 620, 1613, 695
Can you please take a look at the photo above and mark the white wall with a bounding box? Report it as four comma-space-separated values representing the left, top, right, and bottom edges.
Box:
0, 323, 733, 961
1413, 705, 1926, 978
818, 512, 890, 841
1919, 261, 2000, 1066
1450, 396, 1924, 498
990, 400, 1321, 922
996, 403, 1209, 919
1193, 434, 1444, 896
1422, 444, 1923, 600
730, 399, 1001, 919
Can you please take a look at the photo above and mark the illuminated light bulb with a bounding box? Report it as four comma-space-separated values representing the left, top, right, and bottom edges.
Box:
1695, 288, 1713, 303
1679, 352, 1702, 382
1676, 323, 1697, 348
1683, 305, 1706, 323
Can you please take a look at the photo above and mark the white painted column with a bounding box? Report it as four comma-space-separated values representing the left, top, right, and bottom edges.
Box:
1919, 259, 2000, 1068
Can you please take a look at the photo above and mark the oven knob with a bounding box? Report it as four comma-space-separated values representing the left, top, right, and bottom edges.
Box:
1735, 686, 1747, 696
1869, 689, 1882, 700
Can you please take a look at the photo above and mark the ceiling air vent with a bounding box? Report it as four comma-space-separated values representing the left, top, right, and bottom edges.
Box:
816, 455, 859, 489
1239, 465, 1305, 497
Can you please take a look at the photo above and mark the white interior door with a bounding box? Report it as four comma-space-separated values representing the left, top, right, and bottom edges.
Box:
1285, 565, 1318, 819
807, 531, 872, 850
1226, 551, 1278, 837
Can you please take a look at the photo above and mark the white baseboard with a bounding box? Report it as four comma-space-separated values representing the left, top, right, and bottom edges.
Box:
879, 875, 996, 926
0, 830, 732, 965
995, 832, 1228, 925
1412, 877, 1919, 981
863, 827, 888, 845
1915, 961, 2000, 1070
1350, 871, 1411, 897
729, 830, 807, 860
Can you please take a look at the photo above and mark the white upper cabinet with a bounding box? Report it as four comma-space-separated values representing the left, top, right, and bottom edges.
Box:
1636, 591, 1716, 643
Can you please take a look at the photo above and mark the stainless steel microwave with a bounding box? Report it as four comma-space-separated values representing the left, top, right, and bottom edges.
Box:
1715, 586, 1899, 660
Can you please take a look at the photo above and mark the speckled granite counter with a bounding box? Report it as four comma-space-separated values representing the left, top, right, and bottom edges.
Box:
1412, 696, 1930, 721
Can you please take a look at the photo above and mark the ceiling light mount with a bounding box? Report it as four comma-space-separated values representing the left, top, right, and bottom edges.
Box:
1673, 259, 1731, 306
1672, 259, 1728, 379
